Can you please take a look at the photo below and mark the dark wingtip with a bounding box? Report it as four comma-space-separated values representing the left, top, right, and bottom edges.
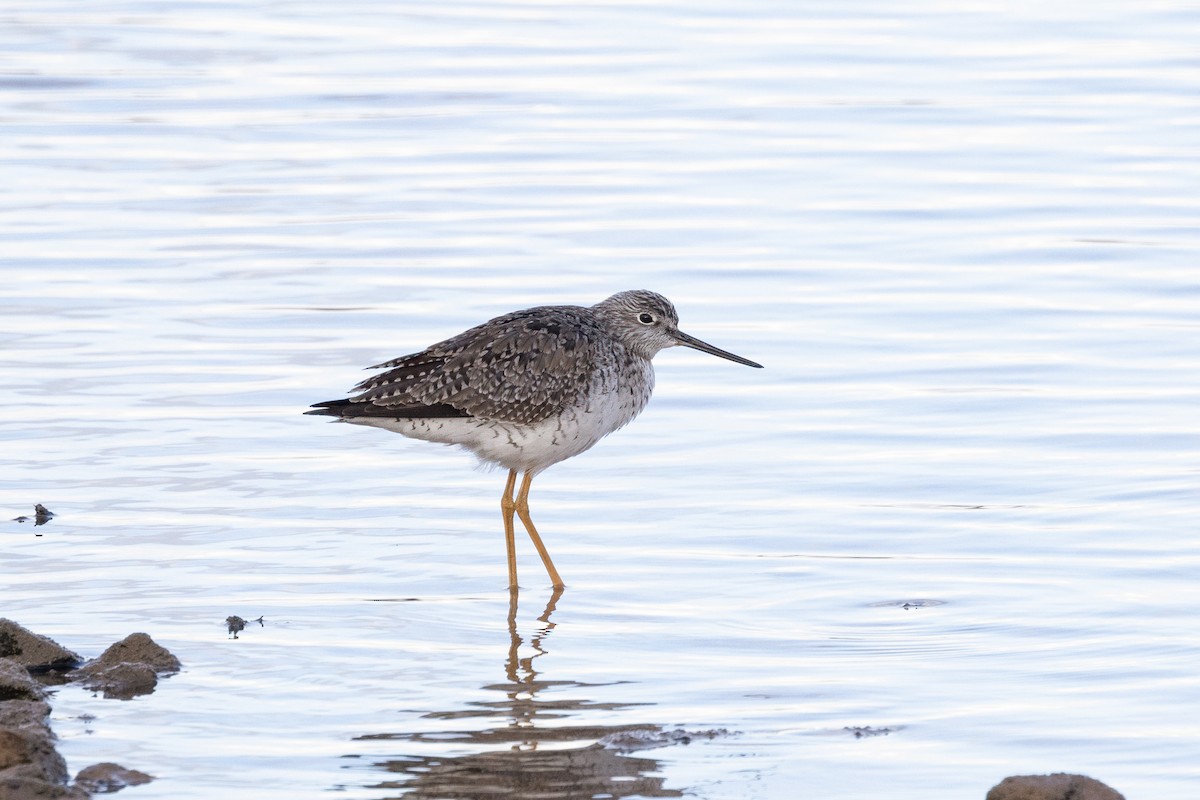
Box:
304, 399, 350, 416
303, 399, 472, 419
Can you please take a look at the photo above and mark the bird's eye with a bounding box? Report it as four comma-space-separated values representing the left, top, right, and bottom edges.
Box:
638, 312, 655, 325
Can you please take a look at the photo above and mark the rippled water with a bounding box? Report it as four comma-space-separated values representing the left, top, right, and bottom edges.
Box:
3, 2, 1199, 798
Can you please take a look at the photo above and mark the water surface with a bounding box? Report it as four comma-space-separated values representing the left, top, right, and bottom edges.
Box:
2, 2, 1199, 798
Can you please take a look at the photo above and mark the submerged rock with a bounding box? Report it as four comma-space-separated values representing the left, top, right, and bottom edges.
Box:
73, 763, 153, 794
987, 773, 1125, 800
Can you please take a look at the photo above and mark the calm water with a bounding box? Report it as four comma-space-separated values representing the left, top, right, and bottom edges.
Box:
3, 2, 1199, 798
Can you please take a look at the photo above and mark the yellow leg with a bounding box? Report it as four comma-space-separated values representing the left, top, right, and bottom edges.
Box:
501, 470, 519, 590
514, 471, 565, 589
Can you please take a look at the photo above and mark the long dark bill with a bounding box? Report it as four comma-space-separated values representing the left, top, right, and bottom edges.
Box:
673, 330, 763, 368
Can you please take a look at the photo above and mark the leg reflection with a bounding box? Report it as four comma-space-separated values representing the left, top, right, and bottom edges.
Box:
505, 586, 563, 688
355, 587, 689, 798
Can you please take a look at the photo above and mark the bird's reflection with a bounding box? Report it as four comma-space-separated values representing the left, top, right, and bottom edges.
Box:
351, 588, 685, 799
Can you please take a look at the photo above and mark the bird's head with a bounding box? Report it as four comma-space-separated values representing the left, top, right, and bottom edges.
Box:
593, 290, 763, 368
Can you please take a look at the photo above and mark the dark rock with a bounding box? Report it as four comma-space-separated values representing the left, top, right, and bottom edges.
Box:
0, 622, 81, 672
0, 627, 171, 797
0, 666, 71, 793
71, 633, 180, 700
0, 701, 52, 733
0, 730, 34, 772
0, 662, 44, 703
0, 691, 68, 789
73, 762, 153, 794
0, 775, 88, 799
83, 634, 180, 675
0, 725, 69, 785
1, 628, 171, 796
987, 773, 1125, 800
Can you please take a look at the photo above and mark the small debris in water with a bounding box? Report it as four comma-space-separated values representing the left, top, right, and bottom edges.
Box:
226, 615, 265, 638
13, 503, 55, 527
845, 725, 899, 738
598, 727, 731, 752
866, 599, 947, 610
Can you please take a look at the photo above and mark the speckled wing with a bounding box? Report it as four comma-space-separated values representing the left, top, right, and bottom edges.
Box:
349, 306, 607, 425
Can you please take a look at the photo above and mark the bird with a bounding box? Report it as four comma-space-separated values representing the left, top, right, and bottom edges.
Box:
306, 289, 762, 590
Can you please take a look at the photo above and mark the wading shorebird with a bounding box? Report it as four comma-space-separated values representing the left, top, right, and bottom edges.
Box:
307, 290, 762, 589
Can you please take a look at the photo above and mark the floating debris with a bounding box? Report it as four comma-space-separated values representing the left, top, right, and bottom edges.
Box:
866, 599, 947, 610
226, 615, 265, 638
598, 727, 731, 752
845, 725, 900, 738
13, 503, 55, 526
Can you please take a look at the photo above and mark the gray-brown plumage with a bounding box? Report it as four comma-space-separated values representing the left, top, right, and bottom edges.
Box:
307, 289, 762, 589
332, 305, 613, 425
